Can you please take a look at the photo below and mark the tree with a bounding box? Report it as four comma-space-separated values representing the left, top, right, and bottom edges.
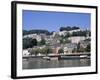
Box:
23, 38, 32, 49
31, 39, 37, 46
64, 32, 71, 37
60, 38, 63, 44
23, 29, 51, 35
77, 42, 86, 52
58, 48, 64, 54
59, 26, 80, 31
38, 39, 46, 46
43, 47, 52, 55
72, 48, 77, 53
60, 38, 71, 44
30, 48, 40, 56
60, 26, 71, 31
23, 38, 37, 49
64, 38, 71, 43
72, 26, 80, 30
77, 43, 80, 52
85, 44, 91, 52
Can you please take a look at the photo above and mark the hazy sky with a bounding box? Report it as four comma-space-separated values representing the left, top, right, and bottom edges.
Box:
23, 10, 91, 32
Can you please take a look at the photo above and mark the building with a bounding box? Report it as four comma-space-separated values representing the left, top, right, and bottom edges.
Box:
23, 34, 42, 42
58, 31, 67, 36
23, 49, 30, 56
58, 29, 81, 36
68, 36, 86, 43
68, 29, 81, 34
23, 34, 37, 38
63, 43, 77, 54
36, 35, 42, 42
50, 43, 62, 54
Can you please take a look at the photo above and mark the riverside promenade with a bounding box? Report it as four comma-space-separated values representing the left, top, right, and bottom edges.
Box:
23, 52, 90, 59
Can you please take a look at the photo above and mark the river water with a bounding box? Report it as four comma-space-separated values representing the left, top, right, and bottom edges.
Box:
23, 57, 90, 69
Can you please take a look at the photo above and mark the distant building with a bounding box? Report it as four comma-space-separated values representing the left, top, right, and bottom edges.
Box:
68, 29, 81, 34
58, 29, 81, 36
68, 36, 86, 43
23, 34, 42, 42
50, 43, 62, 54
63, 43, 77, 54
23, 34, 37, 38
36, 35, 42, 42
23, 49, 30, 56
52, 47, 60, 54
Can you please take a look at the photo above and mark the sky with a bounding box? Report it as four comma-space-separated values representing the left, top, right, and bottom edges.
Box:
23, 10, 91, 32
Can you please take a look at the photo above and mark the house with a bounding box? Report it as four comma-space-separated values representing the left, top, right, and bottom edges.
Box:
58, 29, 81, 36
68, 36, 86, 43
63, 43, 77, 54
52, 47, 60, 54
36, 35, 42, 42
23, 34, 37, 38
23, 49, 30, 56
68, 29, 81, 34
50, 43, 62, 54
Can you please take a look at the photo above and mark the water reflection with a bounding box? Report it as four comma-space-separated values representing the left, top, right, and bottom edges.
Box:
23, 58, 91, 69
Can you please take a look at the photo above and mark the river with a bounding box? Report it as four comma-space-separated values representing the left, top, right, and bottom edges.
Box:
23, 57, 90, 69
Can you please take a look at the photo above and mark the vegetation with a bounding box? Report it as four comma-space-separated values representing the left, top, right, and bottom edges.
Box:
58, 48, 64, 53
23, 30, 51, 35
23, 38, 37, 49
23, 26, 90, 37
77, 42, 91, 52
30, 48, 40, 55
60, 37, 71, 44
23, 26, 83, 35
38, 39, 46, 46
60, 26, 80, 31
85, 44, 91, 52
30, 47, 53, 55
71, 30, 90, 37
43, 47, 53, 55
23, 37, 46, 49
72, 48, 77, 53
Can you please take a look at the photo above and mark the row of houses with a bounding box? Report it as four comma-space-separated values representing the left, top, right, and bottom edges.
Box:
23, 39, 90, 56
23, 29, 90, 56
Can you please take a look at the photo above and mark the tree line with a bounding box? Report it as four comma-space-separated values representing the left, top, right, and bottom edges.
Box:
23, 26, 82, 35
60, 26, 80, 31
23, 38, 46, 49
28, 43, 90, 56
23, 30, 51, 35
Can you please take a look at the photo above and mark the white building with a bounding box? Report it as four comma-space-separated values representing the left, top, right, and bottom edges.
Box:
23, 34, 42, 42
68, 36, 86, 43
63, 43, 77, 54
23, 49, 30, 56
68, 29, 81, 34
36, 35, 42, 42
23, 34, 37, 38
58, 29, 82, 36
58, 31, 67, 36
